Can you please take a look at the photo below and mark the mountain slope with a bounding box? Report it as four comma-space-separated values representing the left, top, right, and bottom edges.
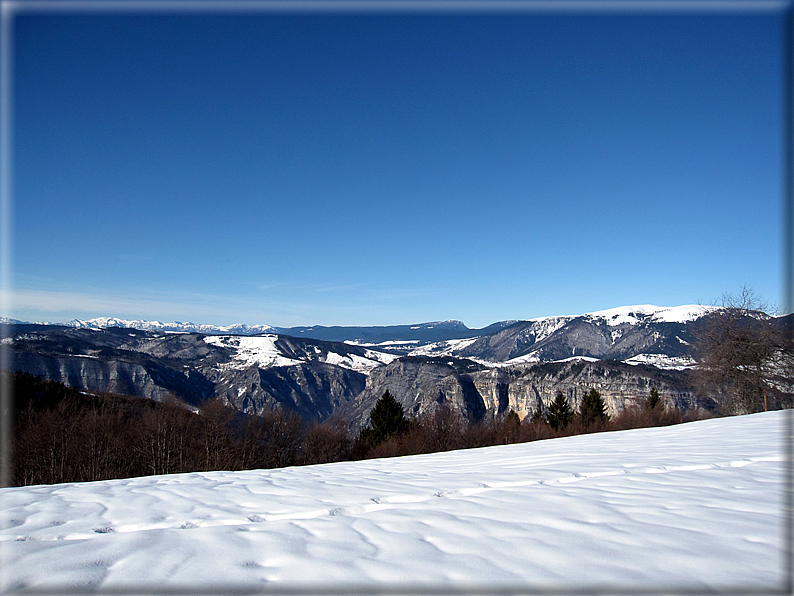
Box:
408, 305, 713, 367
5, 305, 738, 422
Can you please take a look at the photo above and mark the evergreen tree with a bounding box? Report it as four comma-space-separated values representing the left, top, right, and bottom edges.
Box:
646, 386, 661, 410
547, 391, 574, 431
359, 390, 408, 447
580, 388, 609, 426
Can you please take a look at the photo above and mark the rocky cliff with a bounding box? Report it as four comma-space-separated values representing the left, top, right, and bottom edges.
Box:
343, 356, 701, 428
5, 307, 728, 424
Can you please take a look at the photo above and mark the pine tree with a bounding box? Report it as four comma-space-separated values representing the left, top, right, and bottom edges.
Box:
359, 390, 408, 447
580, 388, 609, 426
646, 386, 661, 410
547, 391, 574, 431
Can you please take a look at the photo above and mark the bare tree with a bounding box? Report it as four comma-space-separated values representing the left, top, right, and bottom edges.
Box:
693, 286, 793, 414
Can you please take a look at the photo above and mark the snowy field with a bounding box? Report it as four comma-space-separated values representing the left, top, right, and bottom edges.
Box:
1, 411, 789, 594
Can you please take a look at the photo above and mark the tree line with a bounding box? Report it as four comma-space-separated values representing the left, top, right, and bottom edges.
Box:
7, 285, 790, 487
5, 371, 692, 487
355, 387, 690, 460
7, 371, 352, 486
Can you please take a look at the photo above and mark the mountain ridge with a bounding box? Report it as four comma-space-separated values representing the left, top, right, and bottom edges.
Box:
6, 304, 742, 424
1, 304, 713, 344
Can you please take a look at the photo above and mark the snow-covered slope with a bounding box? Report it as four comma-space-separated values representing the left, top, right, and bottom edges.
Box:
582, 304, 713, 325
1, 411, 786, 592
204, 334, 396, 374
411, 304, 716, 367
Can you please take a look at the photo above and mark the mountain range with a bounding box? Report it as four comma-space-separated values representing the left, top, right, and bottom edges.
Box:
3, 305, 739, 425
3, 316, 517, 344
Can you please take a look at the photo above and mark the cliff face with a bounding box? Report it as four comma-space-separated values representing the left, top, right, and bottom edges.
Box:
477, 360, 700, 419
8, 323, 708, 425
344, 357, 701, 428
208, 363, 366, 421
11, 351, 216, 406
11, 345, 367, 423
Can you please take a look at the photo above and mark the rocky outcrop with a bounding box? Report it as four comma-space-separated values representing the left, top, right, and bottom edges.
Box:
345, 356, 702, 428
477, 359, 700, 419
7, 322, 708, 425
209, 363, 366, 421
9, 326, 369, 421
342, 357, 489, 425
11, 351, 216, 406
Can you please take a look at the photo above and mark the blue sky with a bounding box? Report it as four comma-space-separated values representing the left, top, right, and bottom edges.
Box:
7, 2, 788, 328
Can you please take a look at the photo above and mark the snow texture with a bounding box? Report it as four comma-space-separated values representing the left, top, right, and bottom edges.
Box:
203, 335, 396, 374
1, 411, 788, 593
624, 353, 697, 370
203, 335, 303, 368
583, 304, 713, 326
321, 349, 397, 374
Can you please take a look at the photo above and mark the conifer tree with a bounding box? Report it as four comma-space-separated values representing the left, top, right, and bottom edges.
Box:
580, 388, 609, 426
359, 390, 408, 447
646, 386, 661, 410
547, 391, 574, 431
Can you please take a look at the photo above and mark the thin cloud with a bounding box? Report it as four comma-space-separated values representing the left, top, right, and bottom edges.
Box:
3, 289, 225, 320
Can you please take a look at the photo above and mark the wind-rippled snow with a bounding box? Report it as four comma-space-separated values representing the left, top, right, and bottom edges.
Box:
1, 411, 788, 593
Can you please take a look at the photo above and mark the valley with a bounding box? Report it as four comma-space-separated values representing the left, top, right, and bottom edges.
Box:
4, 305, 730, 425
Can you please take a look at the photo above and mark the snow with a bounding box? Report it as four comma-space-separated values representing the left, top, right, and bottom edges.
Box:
525, 315, 572, 340
583, 304, 714, 326
551, 356, 601, 364
407, 337, 480, 357
66, 318, 276, 335
1, 411, 788, 592
518, 305, 714, 330
321, 351, 389, 374
347, 339, 421, 347
203, 335, 302, 368
362, 349, 399, 366
499, 352, 542, 367
624, 353, 696, 370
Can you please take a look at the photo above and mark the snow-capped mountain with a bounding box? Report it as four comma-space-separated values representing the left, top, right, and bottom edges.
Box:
6, 304, 739, 423
66, 317, 277, 336
203, 334, 397, 374
11, 305, 712, 357
406, 305, 717, 369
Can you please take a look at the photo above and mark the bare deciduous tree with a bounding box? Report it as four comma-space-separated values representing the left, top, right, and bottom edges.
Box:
693, 286, 793, 414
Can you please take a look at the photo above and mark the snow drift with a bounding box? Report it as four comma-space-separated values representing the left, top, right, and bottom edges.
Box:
1, 411, 789, 593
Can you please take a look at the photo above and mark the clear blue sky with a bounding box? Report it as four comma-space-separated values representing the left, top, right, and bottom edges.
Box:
7, 2, 788, 328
